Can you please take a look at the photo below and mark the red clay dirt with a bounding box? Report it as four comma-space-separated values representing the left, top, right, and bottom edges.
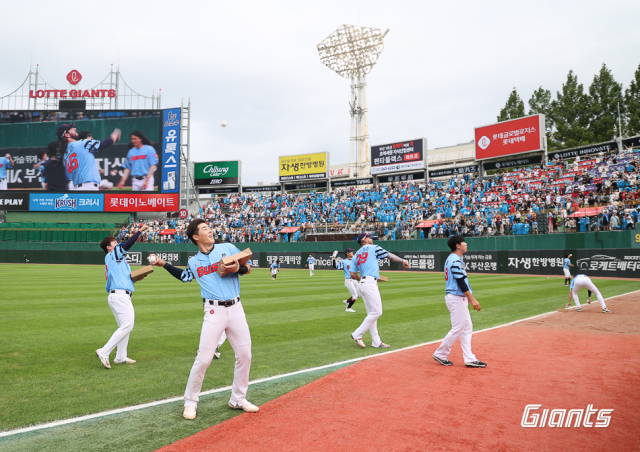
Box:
158, 295, 640, 452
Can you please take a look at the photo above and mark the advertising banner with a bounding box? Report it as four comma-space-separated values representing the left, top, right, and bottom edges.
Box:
370, 138, 426, 175
193, 161, 240, 186
378, 171, 424, 184
284, 181, 328, 191
0, 192, 30, 210
279, 152, 328, 182
462, 251, 498, 273
549, 143, 613, 161
428, 165, 478, 178
29, 193, 103, 211
331, 177, 373, 188
483, 154, 543, 171
399, 252, 441, 271
243, 185, 281, 193
475, 115, 545, 161
161, 108, 180, 193
198, 186, 240, 195
266, 253, 302, 268
104, 194, 179, 212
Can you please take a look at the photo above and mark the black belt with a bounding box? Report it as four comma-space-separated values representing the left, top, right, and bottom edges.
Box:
110, 290, 131, 295
361, 276, 378, 281
133, 176, 146, 180
75, 182, 98, 188
203, 296, 240, 307
0, 178, 6, 182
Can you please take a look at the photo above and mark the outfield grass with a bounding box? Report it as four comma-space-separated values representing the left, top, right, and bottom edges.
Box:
0, 264, 637, 450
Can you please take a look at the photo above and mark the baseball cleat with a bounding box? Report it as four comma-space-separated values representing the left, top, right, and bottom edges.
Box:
214, 348, 221, 359
342, 300, 348, 306
464, 360, 487, 368
374, 343, 390, 348
433, 355, 453, 366
229, 401, 259, 413
602, 308, 611, 313
351, 334, 366, 348
114, 357, 136, 364
183, 406, 197, 420
345, 308, 356, 313
576, 307, 582, 312
96, 350, 111, 369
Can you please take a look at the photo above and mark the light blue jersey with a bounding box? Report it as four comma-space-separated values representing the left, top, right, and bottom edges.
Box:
180, 243, 248, 300
123, 145, 159, 177
0, 157, 12, 179
64, 139, 105, 186
563, 258, 571, 269
307, 257, 316, 265
336, 258, 355, 279
445, 254, 472, 297
270, 262, 280, 270
352, 244, 388, 279
105, 244, 135, 293
570, 274, 587, 291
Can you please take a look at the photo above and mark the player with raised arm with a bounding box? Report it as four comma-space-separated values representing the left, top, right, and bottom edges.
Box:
332, 248, 359, 313
270, 259, 280, 281
57, 122, 121, 190
117, 130, 159, 191
433, 235, 486, 368
96, 224, 149, 369
0, 153, 15, 190
349, 234, 410, 348
148, 219, 258, 420
563, 254, 573, 286
565, 274, 611, 313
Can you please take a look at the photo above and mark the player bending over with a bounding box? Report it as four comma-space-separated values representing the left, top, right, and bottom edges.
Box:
565, 274, 611, 313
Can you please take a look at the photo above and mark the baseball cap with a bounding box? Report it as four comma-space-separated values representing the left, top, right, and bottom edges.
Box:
56, 122, 75, 140
344, 248, 354, 254
355, 233, 370, 245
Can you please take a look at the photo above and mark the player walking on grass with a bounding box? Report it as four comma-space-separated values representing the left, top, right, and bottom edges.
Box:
332, 248, 359, 313
305, 254, 315, 276
96, 224, 149, 369
565, 274, 611, 313
271, 259, 280, 281
433, 235, 486, 368
349, 233, 409, 348
149, 219, 258, 420
563, 254, 573, 285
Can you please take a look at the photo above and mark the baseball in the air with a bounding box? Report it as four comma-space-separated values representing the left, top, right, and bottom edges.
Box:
148, 255, 157, 264
221, 121, 228, 128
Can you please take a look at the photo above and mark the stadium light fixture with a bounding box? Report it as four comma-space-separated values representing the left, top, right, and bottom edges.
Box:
318, 25, 389, 178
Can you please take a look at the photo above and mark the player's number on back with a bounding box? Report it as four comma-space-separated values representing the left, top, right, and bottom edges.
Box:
65, 153, 78, 173
357, 252, 368, 265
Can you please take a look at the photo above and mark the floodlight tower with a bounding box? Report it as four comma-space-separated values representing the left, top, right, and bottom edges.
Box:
318, 24, 389, 178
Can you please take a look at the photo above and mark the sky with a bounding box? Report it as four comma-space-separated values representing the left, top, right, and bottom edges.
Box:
1, 0, 639, 185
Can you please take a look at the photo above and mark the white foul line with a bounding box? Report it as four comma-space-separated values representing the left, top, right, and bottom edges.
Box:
2, 289, 638, 439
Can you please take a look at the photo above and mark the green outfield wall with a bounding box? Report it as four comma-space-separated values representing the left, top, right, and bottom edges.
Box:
2, 231, 639, 279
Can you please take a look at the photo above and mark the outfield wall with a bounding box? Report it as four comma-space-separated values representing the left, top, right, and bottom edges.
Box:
2, 231, 639, 278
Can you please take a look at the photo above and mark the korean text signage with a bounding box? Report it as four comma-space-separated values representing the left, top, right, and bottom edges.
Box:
379, 171, 424, 183
105, 194, 179, 212
370, 138, 426, 175
284, 181, 328, 191
475, 115, 545, 161
279, 153, 328, 181
194, 161, 240, 186
483, 155, 543, 171
198, 187, 240, 195
29, 193, 103, 212
0, 193, 30, 210
161, 109, 180, 193
331, 177, 373, 188
429, 165, 478, 178
243, 185, 281, 193
550, 143, 613, 161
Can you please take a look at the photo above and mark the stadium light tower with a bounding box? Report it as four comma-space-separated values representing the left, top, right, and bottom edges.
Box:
318, 24, 389, 178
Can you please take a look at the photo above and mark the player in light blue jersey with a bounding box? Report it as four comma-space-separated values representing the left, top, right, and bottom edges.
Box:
349, 234, 409, 349
57, 122, 121, 190
118, 130, 159, 191
95, 224, 149, 369
332, 248, 359, 312
563, 254, 573, 286
270, 259, 280, 281
149, 218, 259, 419
433, 235, 486, 368
0, 153, 15, 190
565, 274, 611, 313
306, 254, 316, 276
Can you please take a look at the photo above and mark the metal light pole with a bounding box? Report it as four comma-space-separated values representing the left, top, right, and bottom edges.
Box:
318, 25, 389, 178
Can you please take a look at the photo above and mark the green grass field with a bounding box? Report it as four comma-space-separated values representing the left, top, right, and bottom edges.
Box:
0, 264, 637, 451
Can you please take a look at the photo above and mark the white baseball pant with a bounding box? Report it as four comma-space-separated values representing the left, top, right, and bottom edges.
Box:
184, 301, 252, 409
270, 269, 278, 277
309, 264, 314, 276
132, 176, 154, 191
97, 293, 135, 362
571, 276, 607, 309
434, 294, 477, 363
0, 179, 8, 190
345, 279, 359, 300
352, 278, 383, 347
563, 268, 571, 278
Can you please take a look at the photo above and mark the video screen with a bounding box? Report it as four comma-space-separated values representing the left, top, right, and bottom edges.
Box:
0, 110, 167, 193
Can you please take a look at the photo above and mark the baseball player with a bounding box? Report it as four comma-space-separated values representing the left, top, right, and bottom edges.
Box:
305, 254, 316, 276
349, 233, 409, 348
58, 122, 121, 190
0, 153, 15, 190
34, 150, 49, 189
95, 224, 149, 369
270, 259, 280, 281
565, 274, 611, 313
149, 219, 258, 420
433, 235, 486, 368
332, 248, 359, 313
563, 254, 573, 286
117, 130, 159, 191
78, 131, 114, 190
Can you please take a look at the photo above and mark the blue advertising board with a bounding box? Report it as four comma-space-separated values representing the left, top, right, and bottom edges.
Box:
161, 108, 181, 193
29, 193, 104, 211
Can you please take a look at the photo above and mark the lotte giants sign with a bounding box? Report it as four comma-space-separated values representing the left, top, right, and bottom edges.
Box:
475, 115, 545, 161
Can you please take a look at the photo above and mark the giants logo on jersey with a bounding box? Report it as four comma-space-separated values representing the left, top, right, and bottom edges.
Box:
197, 263, 219, 277
131, 155, 148, 161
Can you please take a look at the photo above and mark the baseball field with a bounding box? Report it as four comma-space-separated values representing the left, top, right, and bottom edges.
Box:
0, 264, 638, 451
